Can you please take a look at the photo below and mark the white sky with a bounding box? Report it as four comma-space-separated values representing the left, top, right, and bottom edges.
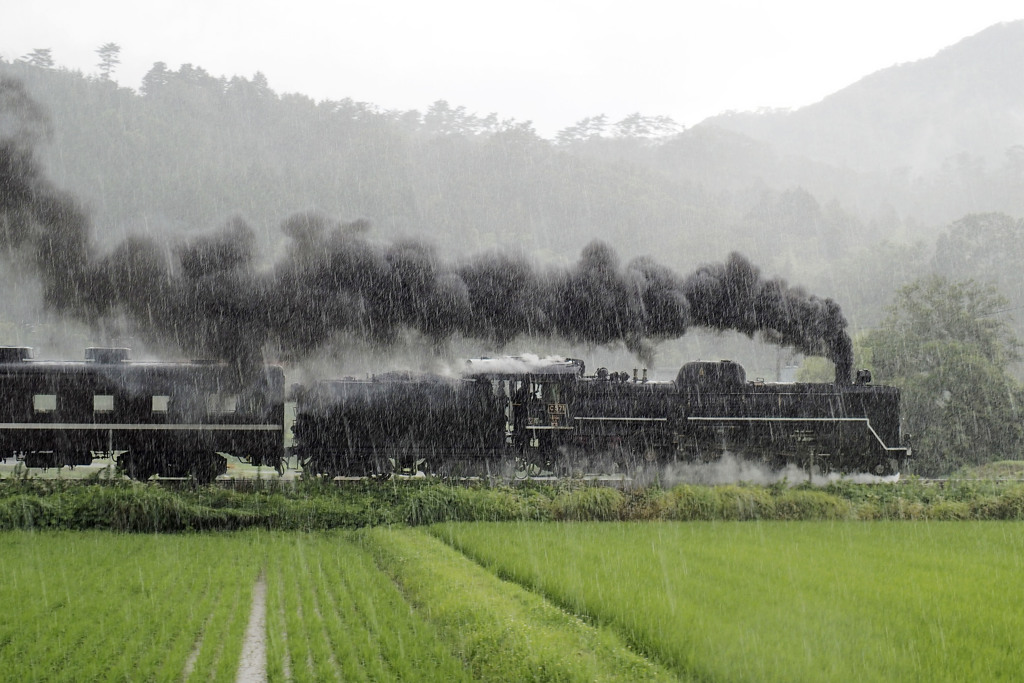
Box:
2, 1, 1022, 137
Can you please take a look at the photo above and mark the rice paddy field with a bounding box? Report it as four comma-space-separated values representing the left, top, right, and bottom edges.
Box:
2, 521, 1023, 681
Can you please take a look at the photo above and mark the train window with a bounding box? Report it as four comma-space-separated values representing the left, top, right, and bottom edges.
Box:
152, 396, 169, 413
206, 394, 238, 414
93, 395, 114, 413
33, 394, 57, 413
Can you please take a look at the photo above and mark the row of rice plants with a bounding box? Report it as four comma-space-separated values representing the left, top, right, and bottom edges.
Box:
0, 532, 262, 681
435, 521, 1024, 682
262, 532, 472, 682
358, 527, 676, 682
6, 529, 670, 681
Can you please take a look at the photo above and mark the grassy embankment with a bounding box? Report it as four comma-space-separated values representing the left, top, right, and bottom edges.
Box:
2, 473, 1024, 531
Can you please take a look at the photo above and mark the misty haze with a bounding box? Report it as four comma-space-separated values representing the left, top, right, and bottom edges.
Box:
2, 16, 1024, 683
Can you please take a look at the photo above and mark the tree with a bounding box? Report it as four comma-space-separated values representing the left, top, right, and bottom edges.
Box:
140, 62, 170, 96
555, 115, 608, 144
611, 113, 682, 139
869, 276, 1019, 376
861, 276, 1024, 475
19, 48, 54, 69
95, 43, 121, 81
933, 213, 1024, 284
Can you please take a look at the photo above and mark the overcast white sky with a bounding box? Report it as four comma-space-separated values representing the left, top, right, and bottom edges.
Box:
2, 1, 1022, 137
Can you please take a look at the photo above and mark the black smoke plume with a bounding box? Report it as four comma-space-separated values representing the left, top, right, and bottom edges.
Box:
0, 77, 853, 382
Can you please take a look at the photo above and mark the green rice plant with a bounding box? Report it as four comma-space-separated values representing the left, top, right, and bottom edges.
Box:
0, 532, 262, 682
261, 532, 473, 682
436, 521, 1024, 682
360, 526, 676, 682
264, 545, 290, 682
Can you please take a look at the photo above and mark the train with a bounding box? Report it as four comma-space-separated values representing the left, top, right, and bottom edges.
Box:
0, 346, 283, 483
0, 347, 909, 482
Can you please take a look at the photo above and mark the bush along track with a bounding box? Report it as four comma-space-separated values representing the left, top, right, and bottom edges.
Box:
3, 477, 1024, 530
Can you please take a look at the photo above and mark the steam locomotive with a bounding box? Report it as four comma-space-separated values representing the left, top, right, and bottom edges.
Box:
292, 355, 909, 479
0, 347, 909, 482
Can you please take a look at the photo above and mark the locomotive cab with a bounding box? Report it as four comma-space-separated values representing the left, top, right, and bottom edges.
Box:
673, 359, 909, 475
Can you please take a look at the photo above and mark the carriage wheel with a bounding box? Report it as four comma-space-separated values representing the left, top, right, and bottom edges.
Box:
190, 452, 228, 485
118, 452, 158, 481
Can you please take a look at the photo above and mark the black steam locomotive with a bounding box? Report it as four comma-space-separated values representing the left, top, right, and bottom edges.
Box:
292, 355, 909, 479
0, 347, 284, 483
0, 347, 908, 482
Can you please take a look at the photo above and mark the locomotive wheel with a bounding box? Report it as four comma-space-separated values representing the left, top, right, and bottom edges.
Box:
873, 458, 899, 477
368, 457, 395, 481
812, 455, 832, 477
23, 451, 57, 469
515, 458, 544, 479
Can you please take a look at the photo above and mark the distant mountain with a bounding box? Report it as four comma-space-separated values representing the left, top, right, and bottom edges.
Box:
699, 21, 1024, 174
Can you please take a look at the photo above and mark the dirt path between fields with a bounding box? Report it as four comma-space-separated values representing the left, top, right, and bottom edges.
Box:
236, 572, 268, 682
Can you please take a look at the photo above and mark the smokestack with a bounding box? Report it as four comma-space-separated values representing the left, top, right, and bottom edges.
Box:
835, 355, 853, 385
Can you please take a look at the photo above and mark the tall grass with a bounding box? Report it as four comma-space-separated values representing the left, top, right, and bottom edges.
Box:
3, 477, 1024, 530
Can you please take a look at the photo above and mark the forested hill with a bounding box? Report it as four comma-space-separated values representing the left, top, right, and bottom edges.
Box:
0, 59, 724, 267
702, 21, 1024, 176
2, 21, 1024, 334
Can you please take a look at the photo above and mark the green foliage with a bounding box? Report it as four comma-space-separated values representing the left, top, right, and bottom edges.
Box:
869, 275, 1019, 375
798, 334, 878, 381
772, 487, 852, 519
795, 355, 835, 382
862, 275, 1024, 475
933, 213, 1024, 305
19, 48, 54, 69
548, 485, 625, 521
7, 477, 1024, 529
652, 484, 772, 520
95, 42, 120, 81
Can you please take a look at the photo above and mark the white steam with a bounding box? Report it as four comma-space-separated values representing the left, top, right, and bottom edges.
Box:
632, 452, 900, 488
